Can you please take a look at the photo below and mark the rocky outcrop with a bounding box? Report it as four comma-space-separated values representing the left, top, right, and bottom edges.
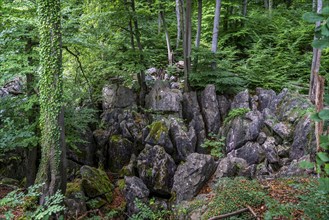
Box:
145, 81, 183, 113
137, 145, 176, 196
108, 135, 134, 172
123, 176, 150, 216
172, 153, 216, 202
102, 84, 136, 110
200, 85, 221, 134
222, 110, 263, 153
80, 166, 114, 208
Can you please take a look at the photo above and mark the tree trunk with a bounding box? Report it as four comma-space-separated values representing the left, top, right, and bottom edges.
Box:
36, 0, 66, 204
195, 0, 202, 48
25, 39, 39, 188
160, 10, 173, 65
264, 0, 268, 9
309, 0, 322, 104
131, 0, 147, 107
315, 75, 325, 152
242, 0, 248, 17
211, 0, 222, 69
183, 0, 192, 92
175, 0, 181, 50
269, 0, 273, 14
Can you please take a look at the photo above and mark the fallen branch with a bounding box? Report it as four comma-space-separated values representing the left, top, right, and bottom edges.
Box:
247, 205, 260, 220
208, 208, 249, 220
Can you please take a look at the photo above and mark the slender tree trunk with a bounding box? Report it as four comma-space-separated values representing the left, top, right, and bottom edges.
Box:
309, 0, 323, 104
131, 0, 147, 106
25, 39, 39, 187
183, 0, 192, 92
242, 0, 248, 17
158, 12, 161, 35
264, 0, 268, 9
269, 0, 273, 14
195, 0, 202, 48
160, 11, 173, 65
315, 75, 325, 152
313, 0, 317, 12
211, 0, 222, 69
36, 0, 66, 204
175, 0, 181, 50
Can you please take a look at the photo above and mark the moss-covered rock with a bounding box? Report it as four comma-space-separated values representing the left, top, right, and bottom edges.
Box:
108, 135, 134, 173
80, 165, 114, 204
145, 120, 174, 154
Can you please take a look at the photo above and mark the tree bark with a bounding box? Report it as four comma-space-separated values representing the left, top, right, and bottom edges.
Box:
183, 0, 192, 92
131, 0, 147, 107
315, 75, 325, 152
242, 0, 248, 17
36, 0, 66, 204
309, 0, 322, 104
269, 0, 273, 14
195, 0, 202, 48
25, 38, 39, 188
264, 0, 268, 9
175, 0, 181, 50
211, 0, 222, 69
160, 10, 173, 65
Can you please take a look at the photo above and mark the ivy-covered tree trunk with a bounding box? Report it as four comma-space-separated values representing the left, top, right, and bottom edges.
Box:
35, 0, 66, 204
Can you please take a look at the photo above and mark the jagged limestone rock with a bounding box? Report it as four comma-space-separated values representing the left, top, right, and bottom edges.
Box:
137, 145, 176, 196
172, 153, 216, 202
108, 135, 134, 173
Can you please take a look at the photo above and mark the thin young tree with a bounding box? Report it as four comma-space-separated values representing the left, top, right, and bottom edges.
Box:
183, 0, 192, 92
35, 0, 66, 204
211, 0, 222, 69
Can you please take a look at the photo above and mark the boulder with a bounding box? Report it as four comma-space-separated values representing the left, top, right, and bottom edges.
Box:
65, 180, 87, 216
200, 85, 221, 134
213, 156, 248, 180
217, 95, 231, 121
145, 80, 183, 113
290, 115, 316, 160
108, 135, 134, 172
137, 145, 176, 196
93, 129, 110, 166
233, 142, 265, 165
262, 137, 279, 164
102, 84, 136, 110
256, 88, 277, 112
172, 153, 216, 202
169, 118, 196, 162
231, 89, 250, 110
222, 110, 263, 153
183, 92, 206, 151
144, 120, 173, 154
274, 155, 313, 178
120, 154, 137, 177
123, 176, 150, 216
80, 166, 114, 205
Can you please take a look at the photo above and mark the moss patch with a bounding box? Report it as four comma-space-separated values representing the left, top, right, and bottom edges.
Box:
148, 120, 168, 141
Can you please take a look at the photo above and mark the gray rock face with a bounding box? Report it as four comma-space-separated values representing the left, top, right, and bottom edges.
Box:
223, 110, 263, 153
93, 129, 110, 166
145, 80, 183, 113
233, 142, 264, 165
256, 88, 277, 112
108, 135, 134, 172
172, 153, 216, 202
137, 145, 176, 196
274, 155, 312, 178
200, 85, 221, 134
124, 176, 150, 216
277, 95, 312, 123
262, 137, 280, 164
170, 118, 196, 162
102, 84, 136, 110
290, 115, 316, 160
213, 156, 248, 180
231, 89, 250, 110
144, 120, 173, 154
80, 166, 114, 204
183, 92, 206, 152
217, 95, 231, 121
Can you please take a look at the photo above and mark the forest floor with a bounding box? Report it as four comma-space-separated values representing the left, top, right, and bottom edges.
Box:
0, 177, 326, 220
